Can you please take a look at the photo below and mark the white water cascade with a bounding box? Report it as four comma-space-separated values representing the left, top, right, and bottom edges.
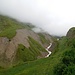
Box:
45, 43, 52, 58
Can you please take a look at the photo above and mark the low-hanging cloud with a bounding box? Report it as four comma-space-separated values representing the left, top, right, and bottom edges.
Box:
0, 0, 75, 36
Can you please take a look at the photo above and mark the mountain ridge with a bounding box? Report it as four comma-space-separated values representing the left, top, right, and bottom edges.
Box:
0, 15, 75, 75
0, 15, 54, 67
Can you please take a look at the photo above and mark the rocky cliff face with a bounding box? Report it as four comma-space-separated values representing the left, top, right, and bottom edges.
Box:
0, 15, 54, 67
66, 27, 75, 38
0, 29, 53, 67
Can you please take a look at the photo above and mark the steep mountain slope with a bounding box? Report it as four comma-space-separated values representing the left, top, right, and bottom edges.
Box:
67, 27, 75, 38
0, 15, 54, 67
54, 27, 75, 75
0, 27, 75, 75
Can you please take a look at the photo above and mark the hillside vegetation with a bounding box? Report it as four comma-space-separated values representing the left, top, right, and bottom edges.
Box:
0, 36, 65, 75
0, 15, 53, 68
38, 33, 50, 44
0, 15, 75, 75
0, 15, 34, 39
0, 27, 75, 75
15, 36, 47, 63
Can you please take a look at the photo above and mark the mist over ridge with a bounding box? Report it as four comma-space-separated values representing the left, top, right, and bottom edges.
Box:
0, 0, 75, 36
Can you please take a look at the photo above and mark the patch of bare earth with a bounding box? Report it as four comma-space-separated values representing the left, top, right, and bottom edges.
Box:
0, 29, 53, 66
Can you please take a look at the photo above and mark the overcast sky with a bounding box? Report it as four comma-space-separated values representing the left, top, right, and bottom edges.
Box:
0, 0, 75, 36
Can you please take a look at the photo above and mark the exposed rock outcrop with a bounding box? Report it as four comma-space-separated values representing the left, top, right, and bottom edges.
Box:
0, 29, 53, 67
66, 27, 75, 38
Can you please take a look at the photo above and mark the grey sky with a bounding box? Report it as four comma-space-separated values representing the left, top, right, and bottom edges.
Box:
0, 0, 75, 36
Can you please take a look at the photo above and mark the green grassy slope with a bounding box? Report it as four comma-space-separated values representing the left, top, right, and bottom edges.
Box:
38, 33, 50, 44
0, 15, 34, 39
54, 28, 75, 75
15, 36, 47, 64
1, 15, 75, 75
0, 37, 67, 75
0, 34, 75, 75
0, 15, 50, 66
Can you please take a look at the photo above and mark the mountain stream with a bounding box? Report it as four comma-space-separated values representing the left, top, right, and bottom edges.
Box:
45, 43, 52, 58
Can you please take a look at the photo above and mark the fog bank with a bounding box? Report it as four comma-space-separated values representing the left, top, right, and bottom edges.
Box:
0, 0, 75, 36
